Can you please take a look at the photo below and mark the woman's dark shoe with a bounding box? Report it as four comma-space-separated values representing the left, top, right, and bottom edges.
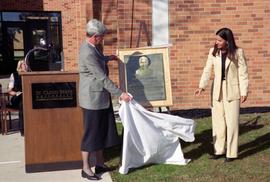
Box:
224, 157, 235, 162
208, 154, 224, 160
95, 165, 112, 174
81, 170, 101, 180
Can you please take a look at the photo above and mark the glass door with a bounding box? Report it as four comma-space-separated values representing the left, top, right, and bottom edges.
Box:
1, 22, 25, 75
25, 19, 50, 71
0, 12, 62, 75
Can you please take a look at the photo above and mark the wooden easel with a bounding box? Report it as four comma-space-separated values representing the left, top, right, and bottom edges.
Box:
135, 21, 170, 113
136, 21, 151, 47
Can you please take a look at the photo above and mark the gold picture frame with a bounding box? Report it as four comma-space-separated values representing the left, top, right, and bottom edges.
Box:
118, 46, 173, 107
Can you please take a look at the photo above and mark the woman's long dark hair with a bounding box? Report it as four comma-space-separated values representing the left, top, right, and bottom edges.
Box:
212, 28, 238, 61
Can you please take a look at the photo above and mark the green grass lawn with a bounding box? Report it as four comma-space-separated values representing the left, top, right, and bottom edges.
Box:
105, 112, 270, 182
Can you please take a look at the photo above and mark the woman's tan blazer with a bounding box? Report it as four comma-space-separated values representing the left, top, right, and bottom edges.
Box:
199, 48, 248, 101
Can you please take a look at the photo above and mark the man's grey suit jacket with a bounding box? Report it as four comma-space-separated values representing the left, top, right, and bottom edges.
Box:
78, 41, 122, 110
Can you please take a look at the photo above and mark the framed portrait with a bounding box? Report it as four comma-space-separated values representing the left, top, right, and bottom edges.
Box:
118, 46, 173, 107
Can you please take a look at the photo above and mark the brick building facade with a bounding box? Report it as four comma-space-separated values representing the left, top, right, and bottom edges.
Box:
1, 0, 269, 110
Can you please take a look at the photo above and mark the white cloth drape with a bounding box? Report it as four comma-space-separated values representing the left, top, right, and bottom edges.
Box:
118, 100, 196, 174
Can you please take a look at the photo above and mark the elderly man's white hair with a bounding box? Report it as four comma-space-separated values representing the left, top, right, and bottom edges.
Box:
86, 19, 107, 37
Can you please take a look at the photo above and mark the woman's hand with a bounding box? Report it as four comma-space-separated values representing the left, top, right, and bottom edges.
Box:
241, 95, 247, 103
120, 92, 133, 102
16, 91, 22, 96
194, 88, 204, 96
8, 90, 17, 96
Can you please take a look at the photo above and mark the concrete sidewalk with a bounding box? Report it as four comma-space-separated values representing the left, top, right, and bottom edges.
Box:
0, 133, 113, 182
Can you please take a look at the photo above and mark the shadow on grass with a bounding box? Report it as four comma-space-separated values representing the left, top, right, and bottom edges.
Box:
180, 129, 213, 160
170, 106, 270, 119
238, 132, 270, 159
104, 143, 122, 163
171, 108, 211, 119
239, 115, 264, 135
238, 115, 269, 159
181, 115, 267, 160
123, 163, 155, 174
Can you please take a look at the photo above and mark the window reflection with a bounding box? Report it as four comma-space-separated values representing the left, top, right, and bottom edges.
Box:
0, 11, 62, 74
32, 30, 48, 61
13, 28, 24, 50
2, 12, 60, 22
2, 12, 22, 21
12, 28, 25, 61
7, 27, 25, 60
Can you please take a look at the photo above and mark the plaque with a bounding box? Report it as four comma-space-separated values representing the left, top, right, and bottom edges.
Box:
32, 82, 77, 109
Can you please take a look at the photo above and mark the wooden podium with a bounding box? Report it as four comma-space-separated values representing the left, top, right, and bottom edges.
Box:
21, 71, 83, 173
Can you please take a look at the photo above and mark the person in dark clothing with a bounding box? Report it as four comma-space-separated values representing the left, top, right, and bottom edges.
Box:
8, 60, 27, 136
78, 19, 132, 180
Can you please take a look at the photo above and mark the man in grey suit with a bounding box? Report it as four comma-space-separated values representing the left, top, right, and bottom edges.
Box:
78, 19, 131, 180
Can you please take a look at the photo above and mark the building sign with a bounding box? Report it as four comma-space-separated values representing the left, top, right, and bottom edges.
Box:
32, 82, 76, 109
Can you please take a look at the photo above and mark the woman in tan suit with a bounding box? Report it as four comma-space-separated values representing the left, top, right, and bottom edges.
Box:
195, 28, 248, 162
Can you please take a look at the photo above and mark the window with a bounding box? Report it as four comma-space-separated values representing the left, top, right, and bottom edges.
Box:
0, 11, 62, 75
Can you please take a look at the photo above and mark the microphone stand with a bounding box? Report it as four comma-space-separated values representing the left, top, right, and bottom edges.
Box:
24, 47, 48, 71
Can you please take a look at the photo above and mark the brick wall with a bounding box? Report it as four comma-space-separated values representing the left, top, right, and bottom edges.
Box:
103, 0, 152, 87
168, 0, 270, 109
102, 0, 120, 84
42, 0, 87, 71
1, 0, 269, 110
110, 0, 270, 110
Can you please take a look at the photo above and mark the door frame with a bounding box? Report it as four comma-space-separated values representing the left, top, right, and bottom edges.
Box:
1, 19, 51, 73
1, 21, 26, 75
